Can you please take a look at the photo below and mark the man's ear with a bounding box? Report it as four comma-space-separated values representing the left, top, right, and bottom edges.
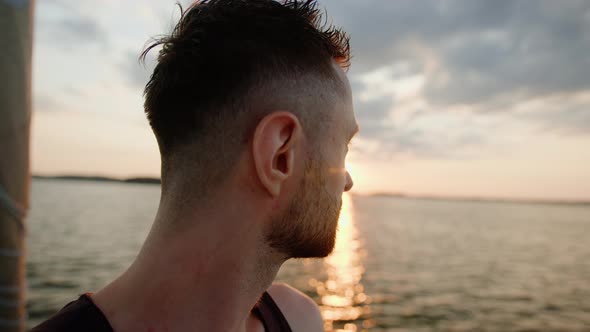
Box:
252, 111, 302, 197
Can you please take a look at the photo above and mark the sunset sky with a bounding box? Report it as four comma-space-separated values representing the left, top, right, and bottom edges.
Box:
32, 0, 590, 201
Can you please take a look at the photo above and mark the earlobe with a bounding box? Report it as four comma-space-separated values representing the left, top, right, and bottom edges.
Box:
252, 112, 300, 198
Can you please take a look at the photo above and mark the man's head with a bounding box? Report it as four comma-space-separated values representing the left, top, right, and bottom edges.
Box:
142, 0, 357, 258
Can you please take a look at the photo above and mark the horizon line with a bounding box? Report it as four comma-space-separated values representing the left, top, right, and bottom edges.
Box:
32, 173, 590, 207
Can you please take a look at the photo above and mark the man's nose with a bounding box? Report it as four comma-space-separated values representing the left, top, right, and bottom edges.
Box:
344, 171, 354, 192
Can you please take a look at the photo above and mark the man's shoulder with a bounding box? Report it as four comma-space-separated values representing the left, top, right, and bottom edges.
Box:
30, 294, 113, 332
268, 283, 324, 332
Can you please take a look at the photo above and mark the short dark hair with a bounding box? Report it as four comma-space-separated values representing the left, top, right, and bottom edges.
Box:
141, 0, 350, 183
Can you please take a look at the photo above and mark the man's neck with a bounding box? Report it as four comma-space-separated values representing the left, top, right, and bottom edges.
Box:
92, 196, 284, 332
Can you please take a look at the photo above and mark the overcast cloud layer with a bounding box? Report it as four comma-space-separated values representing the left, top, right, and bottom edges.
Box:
315, 0, 590, 159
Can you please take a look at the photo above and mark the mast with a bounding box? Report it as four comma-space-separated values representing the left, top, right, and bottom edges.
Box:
0, 0, 34, 330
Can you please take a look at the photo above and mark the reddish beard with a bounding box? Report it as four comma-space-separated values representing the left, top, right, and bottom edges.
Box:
266, 159, 342, 259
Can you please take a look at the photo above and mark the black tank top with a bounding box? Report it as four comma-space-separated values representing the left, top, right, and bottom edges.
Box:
31, 292, 292, 332
30, 294, 112, 332
252, 291, 293, 332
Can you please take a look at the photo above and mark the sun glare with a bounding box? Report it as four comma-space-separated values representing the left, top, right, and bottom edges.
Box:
313, 193, 371, 331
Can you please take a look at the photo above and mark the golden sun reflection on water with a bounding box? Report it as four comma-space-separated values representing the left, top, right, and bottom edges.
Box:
312, 193, 372, 331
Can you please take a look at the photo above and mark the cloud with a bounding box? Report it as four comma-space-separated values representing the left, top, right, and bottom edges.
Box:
513, 91, 590, 135
316, 0, 590, 158
34, 94, 62, 113
35, 1, 108, 49
120, 50, 156, 90
333, 0, 590, 103
425, 4, 590, 106
350, 71, 491, 160
55, 17, 105, 44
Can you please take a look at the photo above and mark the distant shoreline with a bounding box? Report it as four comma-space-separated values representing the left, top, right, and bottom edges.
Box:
33, 174, 161, 185
365, 192, 590, 207
32, 175, 589, 206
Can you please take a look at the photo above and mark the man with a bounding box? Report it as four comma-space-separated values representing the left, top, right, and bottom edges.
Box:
32, 0, 357, 331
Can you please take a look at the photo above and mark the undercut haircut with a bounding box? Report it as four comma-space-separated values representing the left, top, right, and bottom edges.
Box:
141, 0, 350, 186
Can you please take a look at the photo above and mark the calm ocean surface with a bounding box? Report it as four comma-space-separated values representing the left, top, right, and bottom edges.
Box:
27, 179, 590, 331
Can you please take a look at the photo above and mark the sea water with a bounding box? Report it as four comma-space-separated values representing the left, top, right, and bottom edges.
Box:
27, 179, 590, 331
